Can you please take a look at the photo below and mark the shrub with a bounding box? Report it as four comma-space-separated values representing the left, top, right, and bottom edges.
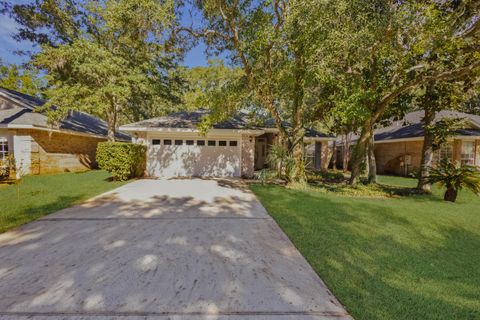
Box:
96, 142, 146, 181
0, 155, 16, 181
427, 158, 480, 202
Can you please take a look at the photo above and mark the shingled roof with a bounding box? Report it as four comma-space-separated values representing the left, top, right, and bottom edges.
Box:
0, 87, 130, 141
374, 110, 480, 141
121, 109, 334, 138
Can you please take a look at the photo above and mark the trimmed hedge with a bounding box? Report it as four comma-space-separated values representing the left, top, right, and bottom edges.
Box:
96, 142, 147, 181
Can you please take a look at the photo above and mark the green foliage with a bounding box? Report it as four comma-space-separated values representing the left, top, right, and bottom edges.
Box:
17, 0, 185, 139
265, 144, 295, 181
251, 176, 480, 320
426, 117, 465, 151
0, 171, 127, 233
96, 142, 146, 181
0, 154, 15, 180
427, 158, 480, 202
0, 59, 44, 96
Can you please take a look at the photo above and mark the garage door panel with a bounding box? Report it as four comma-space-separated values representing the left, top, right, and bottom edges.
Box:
147, 144, 241, 178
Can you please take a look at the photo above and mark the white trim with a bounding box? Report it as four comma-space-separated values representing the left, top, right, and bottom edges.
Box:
121, 126, 335, 141
0, 124, 108, 140
374, 137, 424, 144
304, 136, 336, 142
120, 126, 265, 135
375, 135, 480, 144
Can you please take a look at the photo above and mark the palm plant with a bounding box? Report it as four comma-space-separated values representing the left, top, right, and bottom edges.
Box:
427, 158, 480, 202
266, 144, 295, 181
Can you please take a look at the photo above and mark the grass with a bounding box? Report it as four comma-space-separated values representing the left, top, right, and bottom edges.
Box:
0, 170, 127, 233
250, 175, 480, 320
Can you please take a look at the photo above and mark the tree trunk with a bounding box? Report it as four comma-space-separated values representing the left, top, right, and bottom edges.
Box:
367, 128, 377, 184
444, 186, 458, 202
349, 123, 371, 185
107, 101, 118, 142
343, 134, 350, 173
332, 140, 337, 169
289, 46, 306, 184
417, 107, 436, 193
107, 118, 116, 142
291, 133, 306, 183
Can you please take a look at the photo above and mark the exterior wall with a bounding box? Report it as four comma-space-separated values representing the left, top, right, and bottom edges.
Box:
145, 132, 243, 178
241, 135, 255, 178
13, 133, 32, 176
476, 140, 480, 167
375, 138, 480, 176
452, 139, 462, 165
22, 129, 105, 175
374, 140, 423, 176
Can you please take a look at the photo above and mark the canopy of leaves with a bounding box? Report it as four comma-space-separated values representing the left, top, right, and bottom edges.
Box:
0, 59, 44, 96
27, 0, 185, 135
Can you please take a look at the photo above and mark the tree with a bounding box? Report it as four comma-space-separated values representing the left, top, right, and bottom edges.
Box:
181, 59, 246, 113
427, 158, 480, 202
189, 0, 332, 182
0, 59, 44, 96
305, 0, 480, 185
416, 81, 472, 193
7, 0, 185, 140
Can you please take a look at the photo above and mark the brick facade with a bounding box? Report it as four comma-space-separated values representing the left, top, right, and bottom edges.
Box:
374, 140, 424, 176
21, 129, 105, 175
241, 135, 255, 178
375, 138, 480, 176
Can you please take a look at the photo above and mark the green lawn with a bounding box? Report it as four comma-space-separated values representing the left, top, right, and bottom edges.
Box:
0, 170, 127, 233
250, 176, 480, 320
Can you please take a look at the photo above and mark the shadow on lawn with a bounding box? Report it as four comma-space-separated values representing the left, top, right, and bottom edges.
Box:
255, 186, 480, 320
0, 195, 85, 233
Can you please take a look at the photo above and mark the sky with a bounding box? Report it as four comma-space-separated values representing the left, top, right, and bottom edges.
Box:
0, 3, 214, 68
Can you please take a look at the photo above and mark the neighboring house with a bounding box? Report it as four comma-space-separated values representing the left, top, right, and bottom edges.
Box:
120, 110, 334, 178
336, 110, 480, 176
0, 87, 129, 177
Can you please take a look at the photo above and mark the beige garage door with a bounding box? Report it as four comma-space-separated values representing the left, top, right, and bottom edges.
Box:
147, 138, 241, 178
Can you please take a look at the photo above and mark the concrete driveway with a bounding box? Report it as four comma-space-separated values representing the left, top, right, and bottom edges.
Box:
0, 179, 352, 320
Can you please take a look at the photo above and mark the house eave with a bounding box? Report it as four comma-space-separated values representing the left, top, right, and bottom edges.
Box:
375, 135, 480, 144
119, 126, 266, 135
0, 124, 112, 140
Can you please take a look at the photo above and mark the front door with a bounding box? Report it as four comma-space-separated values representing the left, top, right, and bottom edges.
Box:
255, 138, 267, 170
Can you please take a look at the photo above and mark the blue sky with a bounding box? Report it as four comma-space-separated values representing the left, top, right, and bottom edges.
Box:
0, 4, 214, 68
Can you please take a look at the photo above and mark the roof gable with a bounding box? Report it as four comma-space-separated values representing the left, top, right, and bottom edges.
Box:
0, 87, 129, 140
121, 110, 333, 138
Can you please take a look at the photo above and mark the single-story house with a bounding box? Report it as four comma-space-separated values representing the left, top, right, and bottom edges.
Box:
0, 87, 129, 177
120, 110, 335, 178
336, 110, 480, 176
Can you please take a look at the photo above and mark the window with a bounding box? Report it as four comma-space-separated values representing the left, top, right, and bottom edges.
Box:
0, 137, 8, 159
219, 140, 227, 146
175, 140, 183, 146
433, 143, 453, 164
304, 143, 316, 169
208, 140, 216, 146
229, 141, 238, 147
152, 139, 161, 145
163, 139, 172, 145
197, 140, 205, 146
461, 141, 475, 166
186, 140, 194, 145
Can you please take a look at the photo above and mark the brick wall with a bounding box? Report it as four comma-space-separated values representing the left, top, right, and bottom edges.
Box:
476, 140, 480, 168
22, 129, 105, 175
241, 135, 255, 178
374, 140, 423, 176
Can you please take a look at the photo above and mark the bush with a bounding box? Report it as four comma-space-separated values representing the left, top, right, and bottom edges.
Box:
427, 158, 480, 202
96, 142, 146, 181
0, 155, 16, 181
